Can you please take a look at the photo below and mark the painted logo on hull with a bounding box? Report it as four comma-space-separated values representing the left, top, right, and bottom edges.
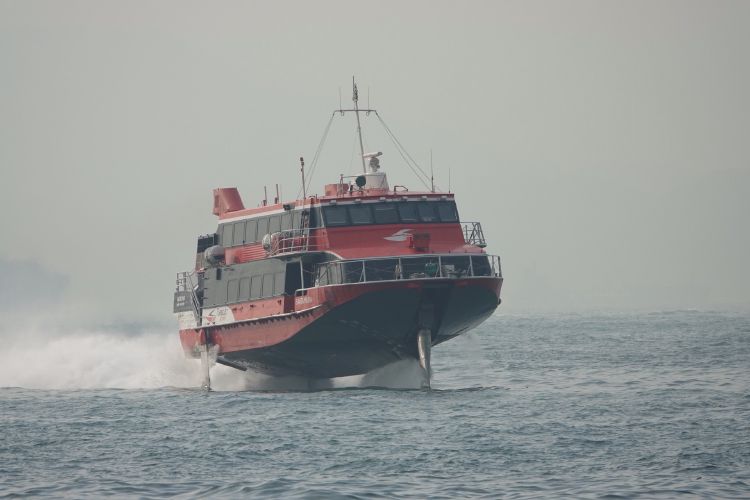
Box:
203, 306, 235, 326
384, 229, 412, 242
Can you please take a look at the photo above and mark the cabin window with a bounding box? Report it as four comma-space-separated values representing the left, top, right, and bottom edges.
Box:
373, 204, 399, 224
401, 257, 439, 279
285, 262, 302, 294
417, 202, 437, 222
436, 201, 458, 222
364, 259, 400, 281
250, 275, 262, 299
245, 220, 258, 243
309, 208, 321, 228
292, 210, 303, 230
262, 273, 274, 298
239, 277, 251, 300
342, 261, 365, 283
274, 272, 285, 296
322, 205, 349, 226
471, 256, 492, 276
281, 212, 293, 232
349, 204, 373, 225
257, 217, 269, 239
319, 200, 460, 228
221, 224, 234, 247
440, 256, 471, 278
227, 279, 239, 303
397, 202, 419, 222
316, 262, 340, 286
196, 233, 219, 253
232, 221, 245, 246
269, 215, 281, 234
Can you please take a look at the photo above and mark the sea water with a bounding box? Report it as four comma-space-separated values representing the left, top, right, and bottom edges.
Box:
1, 311, 749, 498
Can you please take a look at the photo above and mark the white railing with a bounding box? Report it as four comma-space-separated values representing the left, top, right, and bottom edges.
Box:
176, 271, 202, 325
268, 221, 487, 255
308, 254, 501, 288
268, 228, 326, 256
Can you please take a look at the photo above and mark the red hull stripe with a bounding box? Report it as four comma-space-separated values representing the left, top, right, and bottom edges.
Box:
179, 277, 501, 355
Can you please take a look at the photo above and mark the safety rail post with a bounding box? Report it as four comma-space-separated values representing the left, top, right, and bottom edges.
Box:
268, 227, 312, 256
177, 271, 202, 326
295, 253, 502, 293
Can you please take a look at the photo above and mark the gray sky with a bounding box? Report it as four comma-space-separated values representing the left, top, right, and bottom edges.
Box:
1, 0, 749, 324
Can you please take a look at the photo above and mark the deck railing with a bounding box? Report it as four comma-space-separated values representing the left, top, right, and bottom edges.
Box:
269, 221, 489, 256
268, 228, 322, 256
175, 270, 202, 325
307, 254, 501, 289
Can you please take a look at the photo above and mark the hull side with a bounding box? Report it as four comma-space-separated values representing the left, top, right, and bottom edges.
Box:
186, 277, 501, 378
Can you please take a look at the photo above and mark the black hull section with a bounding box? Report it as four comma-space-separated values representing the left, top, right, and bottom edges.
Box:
224, 280, 499, 378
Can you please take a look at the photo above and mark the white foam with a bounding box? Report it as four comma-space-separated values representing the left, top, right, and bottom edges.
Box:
0, 324, 426, 391
0, 328, 205, 390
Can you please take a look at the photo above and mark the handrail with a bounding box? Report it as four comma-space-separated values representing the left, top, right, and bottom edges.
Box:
268, 201, 319, 255
303, 253, 501, 291
461, 221, 487, 248
176, 271, 202, 325
268, 228, 323, 256
256, 221, 488, 255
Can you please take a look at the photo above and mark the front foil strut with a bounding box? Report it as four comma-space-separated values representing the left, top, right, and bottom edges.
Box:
198, 328, 212, 391
417, 328, 432, 389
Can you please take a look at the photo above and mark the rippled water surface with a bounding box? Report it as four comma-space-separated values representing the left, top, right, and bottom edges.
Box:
2, 311, 749, 498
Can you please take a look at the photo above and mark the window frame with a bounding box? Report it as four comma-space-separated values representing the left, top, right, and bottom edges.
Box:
257, 217, 269, 239
397, 202, 419, 223
245, 219, 258, 243
262, 273, 274, 298
227, 279, 239, 303
417, 202, 438, 223
269, 215, 281, 234
221, 224, 234, 247
274, 272, 285, 296
250, 275, 262, 299
348, 204, 374, 225
232, 221, 246, 246
281, 212, 293, 232
239, 277, 251, 300
436, 201, 459, 222
373, 203, 399, 224
322, 205, 350, 227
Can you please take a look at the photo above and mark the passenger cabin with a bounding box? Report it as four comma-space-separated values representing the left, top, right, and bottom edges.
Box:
176, 173, 498, 324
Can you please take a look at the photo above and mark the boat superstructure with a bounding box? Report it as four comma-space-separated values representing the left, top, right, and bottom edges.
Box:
173, 82, 503, 388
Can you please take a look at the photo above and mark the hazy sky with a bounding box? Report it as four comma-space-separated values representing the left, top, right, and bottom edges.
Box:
1, 0, 749, 324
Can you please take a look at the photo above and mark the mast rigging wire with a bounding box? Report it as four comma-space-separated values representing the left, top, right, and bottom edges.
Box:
301, 108, 436, 195
298, 112, 335, 199
374, 111, 433, 190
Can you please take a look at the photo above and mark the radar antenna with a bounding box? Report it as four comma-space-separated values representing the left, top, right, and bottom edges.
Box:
352, 77, 367, 174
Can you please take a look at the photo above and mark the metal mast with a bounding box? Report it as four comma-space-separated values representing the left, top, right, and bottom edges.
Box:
352, 77, 367, 173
